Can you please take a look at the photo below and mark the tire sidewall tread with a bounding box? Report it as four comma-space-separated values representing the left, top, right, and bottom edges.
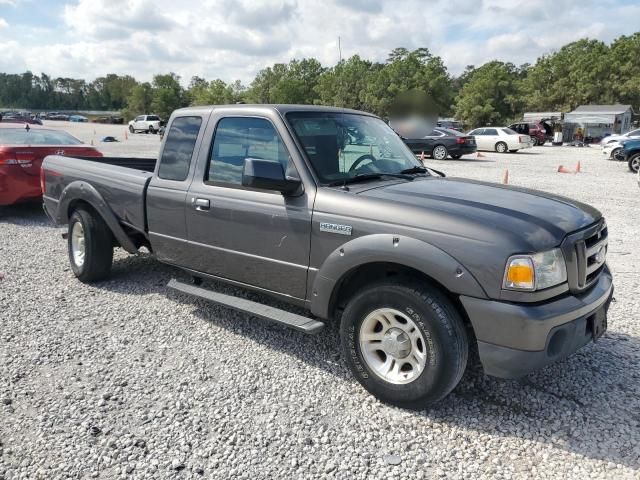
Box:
68, 208, 114, 283
340, 281, 468, 408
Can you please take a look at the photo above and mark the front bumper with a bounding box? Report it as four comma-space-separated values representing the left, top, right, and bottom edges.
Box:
460, 267, 613, 378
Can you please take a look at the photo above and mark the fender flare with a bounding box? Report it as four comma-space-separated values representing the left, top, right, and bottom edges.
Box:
57, 181, 138, 253
309, 234, 487, 319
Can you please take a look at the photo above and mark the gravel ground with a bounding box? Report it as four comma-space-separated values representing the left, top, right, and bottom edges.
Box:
1, 126, 639, 479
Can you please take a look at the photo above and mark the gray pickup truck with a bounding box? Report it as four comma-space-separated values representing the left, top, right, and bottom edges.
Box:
42, 105, 613, 408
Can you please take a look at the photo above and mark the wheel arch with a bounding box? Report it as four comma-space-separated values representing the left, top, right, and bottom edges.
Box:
309, 234, 487, 321
59, 181, 138, 253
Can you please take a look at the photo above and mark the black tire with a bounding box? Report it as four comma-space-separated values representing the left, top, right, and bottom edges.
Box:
68, 208, 114, 283
432, 145, 448, 160
148, 126, 156, 134
495, 142, 507, 153
340, 281, 468, 409
129, 125, 134, 134
451, 154, 462, 159
629, 154, 640, 173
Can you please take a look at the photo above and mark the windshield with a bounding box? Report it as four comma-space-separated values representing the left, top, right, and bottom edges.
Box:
286, 112, 423, 184
0, 129, 83, 145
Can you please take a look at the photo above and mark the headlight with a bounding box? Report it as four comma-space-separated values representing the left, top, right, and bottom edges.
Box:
503, 248, 567, 291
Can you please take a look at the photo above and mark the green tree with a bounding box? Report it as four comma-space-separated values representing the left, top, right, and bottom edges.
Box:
245, 58, 324, 104
521, 39, 612, 112
315, 55, 382, 112
454, 61, 524, 127
123, 82, 153, 119
608, 33, 640, 108
150, 73, 187, 119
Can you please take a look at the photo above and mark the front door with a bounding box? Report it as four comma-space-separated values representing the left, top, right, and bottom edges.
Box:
185, 114, 313, 300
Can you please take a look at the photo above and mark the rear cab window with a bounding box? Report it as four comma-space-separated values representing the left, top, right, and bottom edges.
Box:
157, 116, 202, 181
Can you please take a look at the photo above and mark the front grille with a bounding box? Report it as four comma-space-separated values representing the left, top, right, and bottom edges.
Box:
562, 219, 608, 293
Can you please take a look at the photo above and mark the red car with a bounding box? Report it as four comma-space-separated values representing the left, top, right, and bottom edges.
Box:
0, 125, 102, 206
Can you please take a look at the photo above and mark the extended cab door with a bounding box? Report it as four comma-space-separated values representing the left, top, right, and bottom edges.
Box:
183, 110, 314, 300
146, 115, 207, 264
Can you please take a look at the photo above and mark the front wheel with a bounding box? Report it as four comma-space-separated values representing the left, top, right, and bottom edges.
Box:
340, 281, 468, 409
68, 208, 114, 283
128, 125, 134, 134
432, 145, 448, 160
495, 142, 507, 153
629, 154, 640, 173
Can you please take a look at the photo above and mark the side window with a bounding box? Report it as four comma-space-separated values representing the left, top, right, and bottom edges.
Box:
206, 117, 290, 186
469, 129, 482, 135
157, 116, 202, 181
484, 128, 498, 136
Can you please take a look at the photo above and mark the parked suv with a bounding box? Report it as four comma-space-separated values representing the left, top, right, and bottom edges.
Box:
509, 121, 553, 146
128, 115, 162, 134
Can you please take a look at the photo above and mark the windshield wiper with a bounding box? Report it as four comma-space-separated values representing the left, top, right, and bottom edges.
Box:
400, 165, 446, 177
328, 172, 413, 187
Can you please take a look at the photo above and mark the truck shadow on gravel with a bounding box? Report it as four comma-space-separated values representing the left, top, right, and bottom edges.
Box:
92, 252, 640, 471
0, 203, 55, 228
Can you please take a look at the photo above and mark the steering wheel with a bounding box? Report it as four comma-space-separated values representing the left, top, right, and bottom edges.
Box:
348, 154, 377, 173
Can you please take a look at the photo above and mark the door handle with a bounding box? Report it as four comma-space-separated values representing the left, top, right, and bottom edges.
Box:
192, 198, 210, 211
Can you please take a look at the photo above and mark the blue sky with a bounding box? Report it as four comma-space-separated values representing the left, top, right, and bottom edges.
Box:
0, 0, 639, 84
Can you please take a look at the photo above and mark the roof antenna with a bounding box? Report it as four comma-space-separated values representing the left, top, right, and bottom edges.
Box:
338, 36, 349, 191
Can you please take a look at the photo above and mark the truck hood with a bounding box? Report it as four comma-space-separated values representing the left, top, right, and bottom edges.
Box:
358, 177, 600, 249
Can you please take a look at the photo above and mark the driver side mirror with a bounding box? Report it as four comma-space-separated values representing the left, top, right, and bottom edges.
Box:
242, 158, 302, 195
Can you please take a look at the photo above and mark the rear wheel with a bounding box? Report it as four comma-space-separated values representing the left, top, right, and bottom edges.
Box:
340, 281, 468, 409
629, 154, 640, 173
68, 208, 114, 283
128, 125, 134, 134
432, 145, 448, 160
148, 125, 156, 134
495, 142, 507, 153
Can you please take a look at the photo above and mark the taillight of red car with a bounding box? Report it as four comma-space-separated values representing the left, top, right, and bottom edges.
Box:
40, 165, 46, 194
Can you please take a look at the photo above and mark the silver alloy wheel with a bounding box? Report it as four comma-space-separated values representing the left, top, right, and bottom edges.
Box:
359, 308, 428, 385
631, 156, 640, 173
433, 145, 447, 160
496, 142, 507, 153
71, 221, 86, 267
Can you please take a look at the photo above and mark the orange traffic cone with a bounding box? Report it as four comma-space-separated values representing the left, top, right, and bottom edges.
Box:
575, 161, 581, 173
502, 169, 509, 185
557, 165, 573, 173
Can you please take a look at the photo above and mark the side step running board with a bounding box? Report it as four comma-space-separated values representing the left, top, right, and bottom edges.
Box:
167, 279, 325, 334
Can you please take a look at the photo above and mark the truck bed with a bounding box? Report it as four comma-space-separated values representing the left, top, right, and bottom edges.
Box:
42, 155, 157, 234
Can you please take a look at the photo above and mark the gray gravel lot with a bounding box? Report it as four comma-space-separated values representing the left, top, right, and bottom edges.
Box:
1, 122, 639, 479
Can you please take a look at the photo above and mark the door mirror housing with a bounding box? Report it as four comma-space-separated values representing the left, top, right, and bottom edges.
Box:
242, 158, 302, 195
